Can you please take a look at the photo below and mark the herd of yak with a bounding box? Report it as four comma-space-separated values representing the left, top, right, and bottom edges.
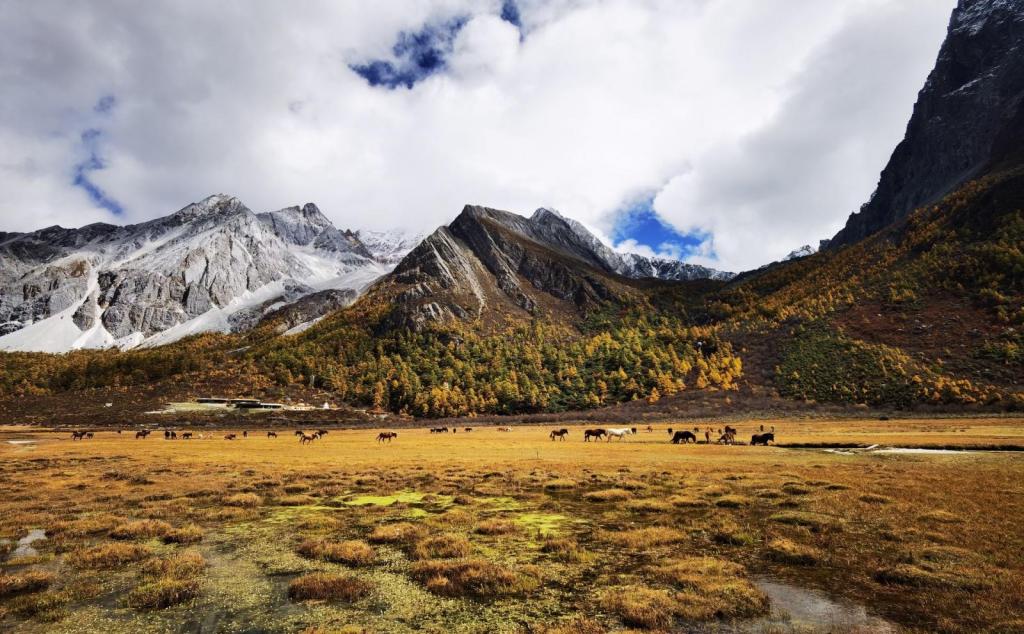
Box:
68, 425, 776, 446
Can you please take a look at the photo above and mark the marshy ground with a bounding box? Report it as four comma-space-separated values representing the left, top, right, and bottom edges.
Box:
1, 418, 1023, 633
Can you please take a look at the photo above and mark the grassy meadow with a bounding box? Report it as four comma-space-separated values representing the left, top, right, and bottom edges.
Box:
1, 419, 1023, 633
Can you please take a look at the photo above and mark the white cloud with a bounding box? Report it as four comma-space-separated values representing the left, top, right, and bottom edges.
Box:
0, 0, 954, 271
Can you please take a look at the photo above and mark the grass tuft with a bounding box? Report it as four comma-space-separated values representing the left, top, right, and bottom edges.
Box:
474, 519, 519, 535
126, 579, 200, 609
296, 539, 376, 566
367, 522, 426, 545
287, 573, 372, 602
765, 538, 822, 566
109, 519, 173, 540
223, 493, 262, 508
412, 534, 472, 560
584, 488, 632, 502
67, 542, 152, 569
410, 559, 539, 597
0, 570, 54, 597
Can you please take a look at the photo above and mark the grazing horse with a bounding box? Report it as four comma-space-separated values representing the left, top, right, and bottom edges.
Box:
224, 433, 237, 440
267, 431, 277, 438
646, 425, 654, 433
315, 429, 328, 439
704, 430, 711, 444
671, 430, 696, 444
584, 429, 606, 442
136, 430, 150, 439
299, 433, 316, 445
86, 432, 94, 439
718, 432, 735, 445
605, 428, 633, 441
464, 427, 473, 432
724, 425, 737, 437
496, 426, 512, 432
750, 432, 775, 446
71, 431, 87, 440
242, 430, 248, 438
550, 429, 569, 441
294, 430, 304, 438
667, 428, 673, 436
181, 432, 193, 440
377, 432, 398, 443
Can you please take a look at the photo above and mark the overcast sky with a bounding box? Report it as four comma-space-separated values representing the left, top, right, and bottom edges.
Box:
0, 0, 954, 272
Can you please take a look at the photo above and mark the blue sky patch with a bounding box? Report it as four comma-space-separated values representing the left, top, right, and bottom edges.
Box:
500, 1, 523, 30
94, 95, 116, 114
351, 16, 468, 89
72, 128, 123, 215
611, 196, 708, 260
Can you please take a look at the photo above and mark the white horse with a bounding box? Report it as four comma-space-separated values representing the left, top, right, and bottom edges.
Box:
605, 428, 633, 441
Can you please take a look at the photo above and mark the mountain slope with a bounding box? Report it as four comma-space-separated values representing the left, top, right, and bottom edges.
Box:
369, 205, 730, 331
0, 196, 409, 352
831, 0, 1024, 247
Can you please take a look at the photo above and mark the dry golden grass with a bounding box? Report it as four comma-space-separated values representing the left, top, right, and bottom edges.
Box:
583, 488, 633, 502
650, 557, 769, 620
67, 542, 152, 569
141, 550, 206, 579
540, 537, 587, 563
0, 419, 1022, 632
223, 493, 261, 508
410, 558, 539, 597
765, 537, 822, 566
161, 523, 204, 544
0, 570, 54, 597
287, 573, 372, 602
366, 521, 426, 545
126, 578, 200, 609
109, 519, 173, 540
603, 586, 678, 629
769, 511, 844, 533
624, 498, 673, 513
296, 539, 376, 566
473, 519, 519, 535
599, 526, 687, 548
412, 533, 472, 560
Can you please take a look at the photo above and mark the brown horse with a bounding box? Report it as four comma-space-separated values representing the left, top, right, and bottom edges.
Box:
267, 431, 277, 438
584, 429, 606, 442
299, 433, 316, 445
377, 432, 398, 443
550, 429, 569, 441
671, 430, 696, 444
71, 431, 87, 440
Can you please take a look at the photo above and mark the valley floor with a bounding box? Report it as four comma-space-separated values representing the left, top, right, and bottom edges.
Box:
2, 419, 1023, 633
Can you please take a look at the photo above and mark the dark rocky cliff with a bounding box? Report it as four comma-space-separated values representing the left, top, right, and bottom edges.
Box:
831, 0, 1024, 247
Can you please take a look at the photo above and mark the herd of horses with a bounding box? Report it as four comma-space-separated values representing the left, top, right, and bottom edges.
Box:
66, 424, 777, 446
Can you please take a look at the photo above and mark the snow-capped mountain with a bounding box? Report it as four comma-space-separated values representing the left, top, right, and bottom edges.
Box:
784, 244, 817, 261
530, 208, 733, 281
357, 228, 426, 265
0, 195, 415, 352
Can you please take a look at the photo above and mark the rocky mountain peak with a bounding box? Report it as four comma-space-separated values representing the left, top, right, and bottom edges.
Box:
830, 0, 1024, 248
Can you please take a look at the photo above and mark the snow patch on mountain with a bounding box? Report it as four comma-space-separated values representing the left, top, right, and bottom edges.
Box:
0, 195, 415, 353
